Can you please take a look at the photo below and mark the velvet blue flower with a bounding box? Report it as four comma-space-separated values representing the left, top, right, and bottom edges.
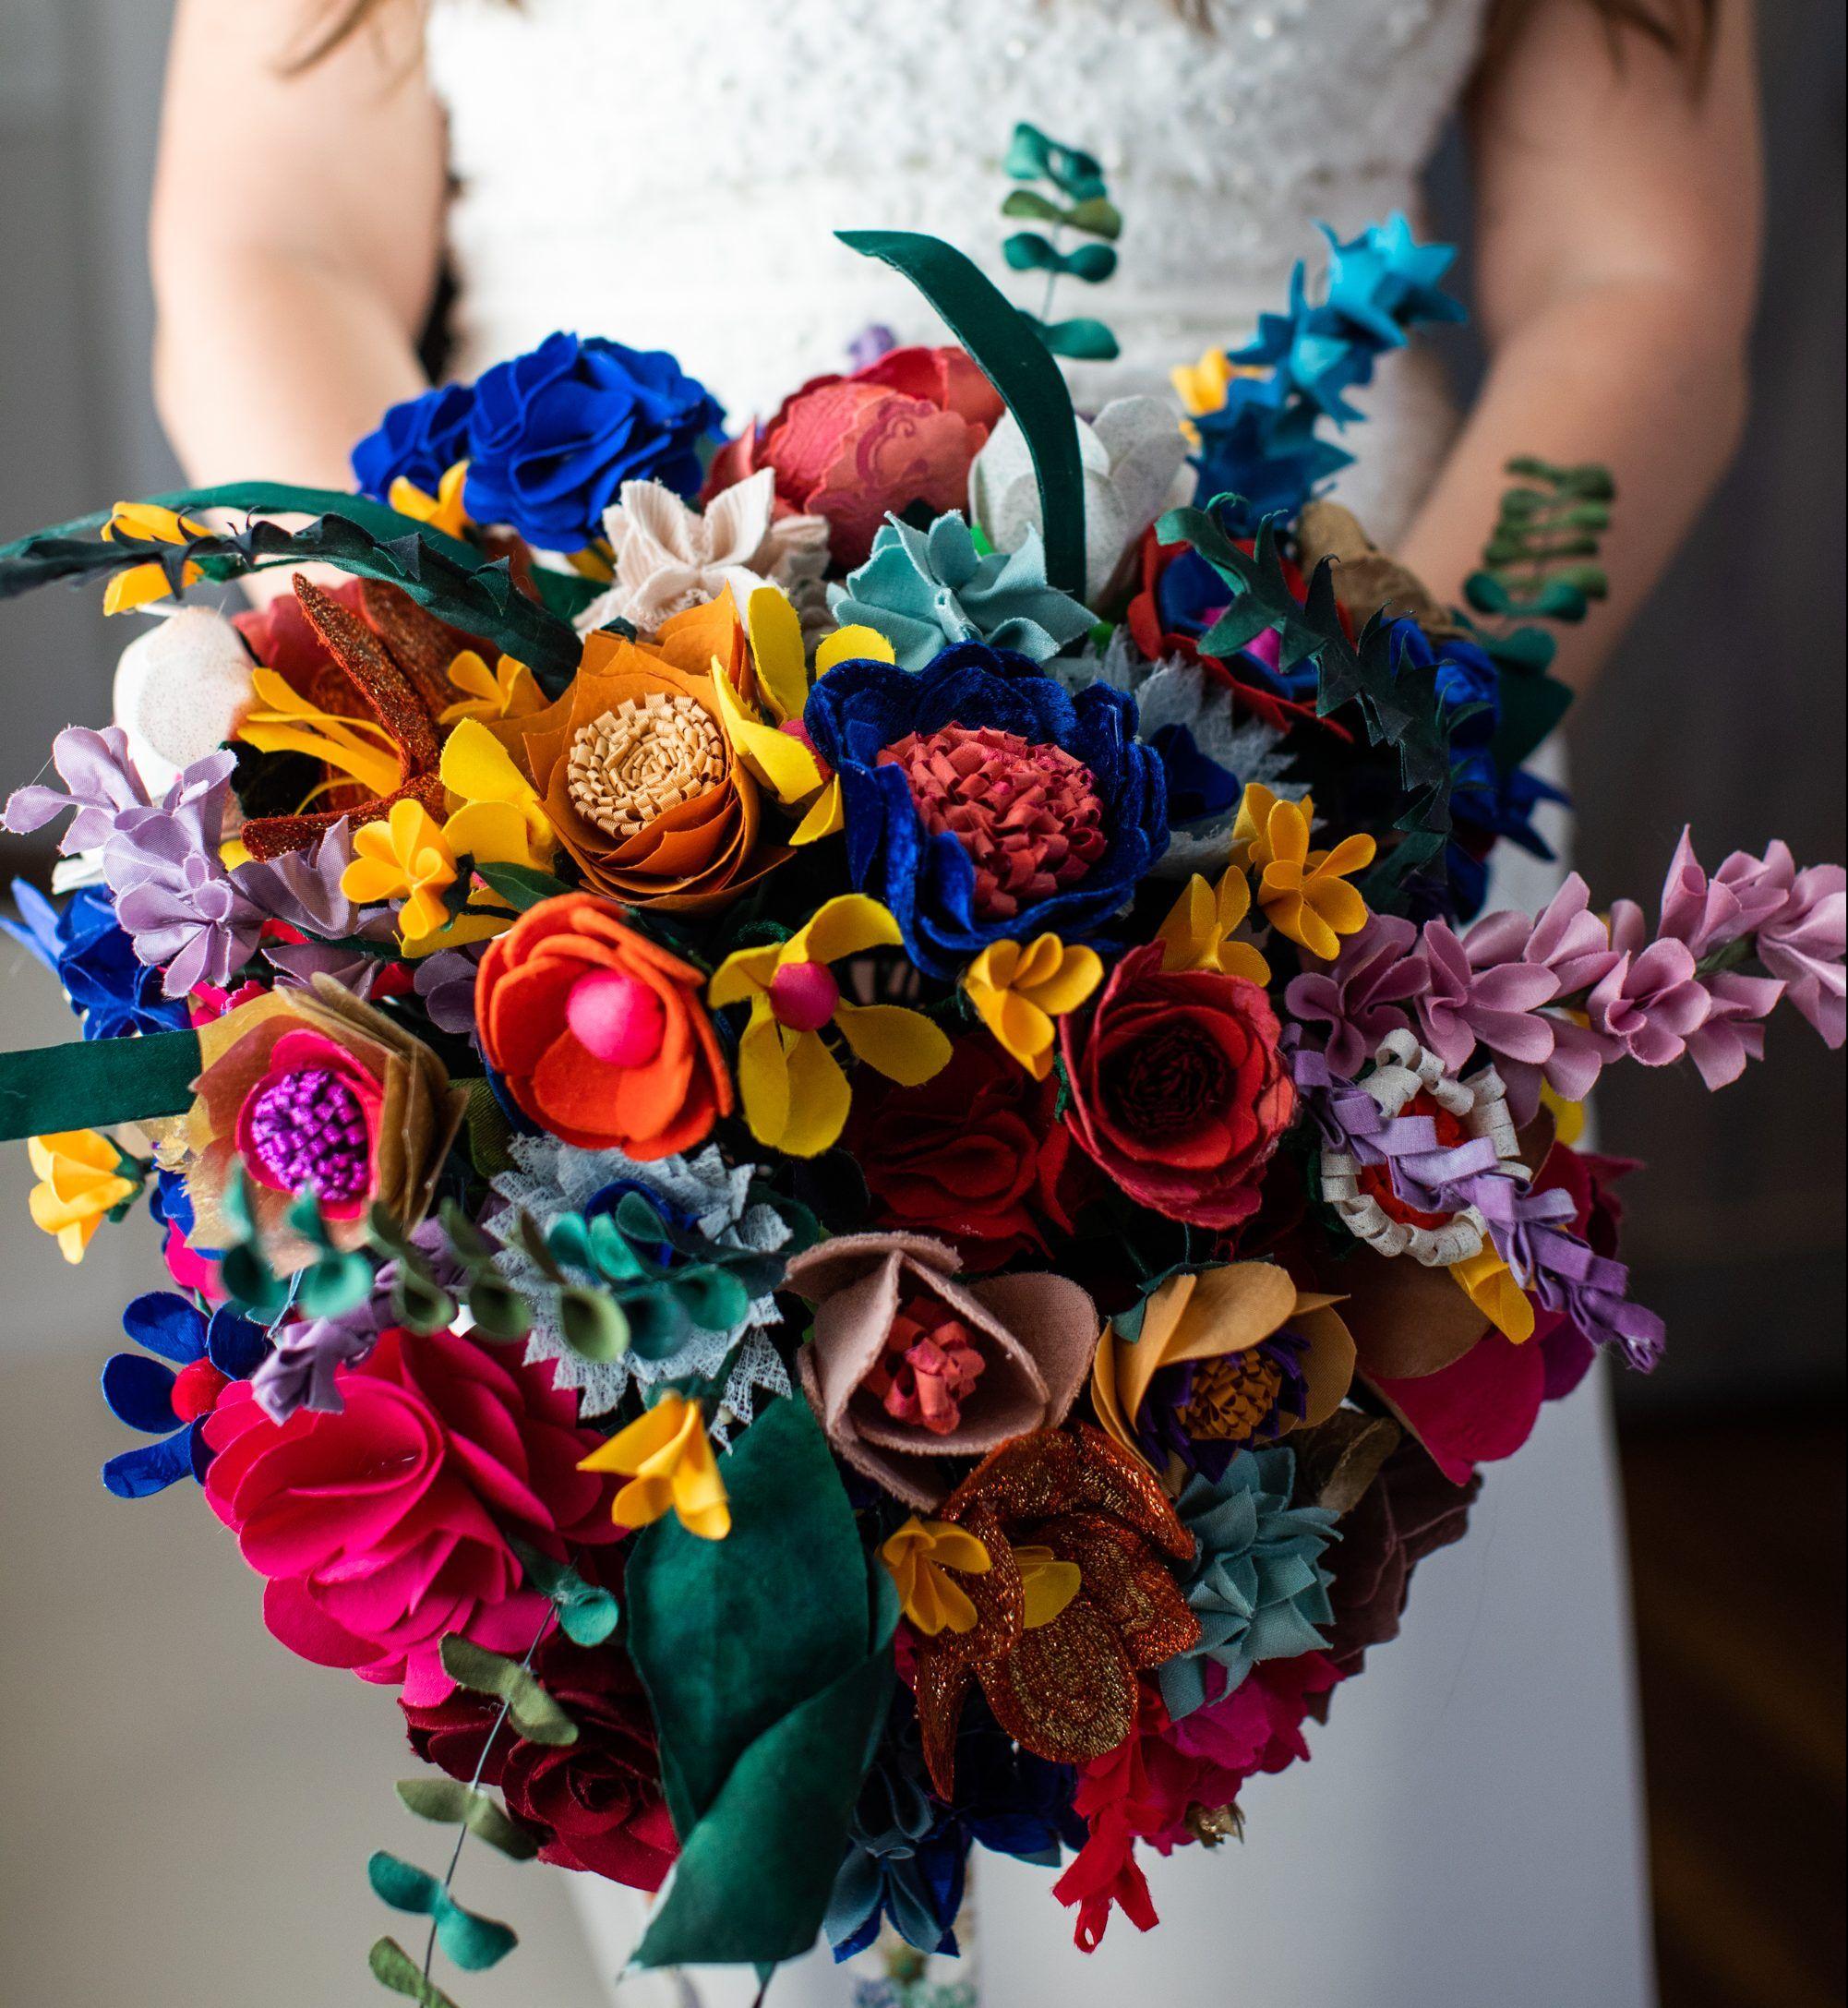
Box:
100, 1292, 268, 1499
804, 643, 1169, 979
350, 381, 476, 505
462, 331, 724, 551
1147, 722, 1242, 826
2, 881, 189, 1041
1157, 1445, 1338, 1722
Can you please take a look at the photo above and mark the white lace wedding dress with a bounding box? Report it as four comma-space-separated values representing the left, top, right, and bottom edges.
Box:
423, 3, 1654, 2002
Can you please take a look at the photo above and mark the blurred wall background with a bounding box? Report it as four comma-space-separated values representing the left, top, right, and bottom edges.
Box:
0, 4, 1841, 2005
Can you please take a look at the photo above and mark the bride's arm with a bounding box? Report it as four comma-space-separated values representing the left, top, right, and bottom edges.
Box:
150, 0, 445, 496
1396, 0, 1761, 691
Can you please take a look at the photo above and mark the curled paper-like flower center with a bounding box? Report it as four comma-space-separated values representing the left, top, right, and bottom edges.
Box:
880, 725, 1107, 921
245, 1066, 372, 1203
567, 693, 726, 839
862, 1290, 988, 1435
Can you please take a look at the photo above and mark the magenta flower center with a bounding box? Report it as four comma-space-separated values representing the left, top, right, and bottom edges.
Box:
245, 1066, 372, 1203
567, 968, 666, 1067
862, 1290, 987, 1436
880, 724, 1108, 921
768, 958, 841, 1032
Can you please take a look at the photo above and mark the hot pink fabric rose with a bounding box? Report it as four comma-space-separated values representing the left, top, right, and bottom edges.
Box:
703, 345, 1004, 568
203, 1329, 617, 1703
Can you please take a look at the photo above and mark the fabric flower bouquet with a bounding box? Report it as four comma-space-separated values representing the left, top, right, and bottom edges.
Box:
1, 126, 1842, 2004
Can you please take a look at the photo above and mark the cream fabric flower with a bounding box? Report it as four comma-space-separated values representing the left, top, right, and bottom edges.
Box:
575, 470, 829, 634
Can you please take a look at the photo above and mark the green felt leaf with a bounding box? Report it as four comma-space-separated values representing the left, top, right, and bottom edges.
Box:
395, 1779, 540, 1862
296, 1250, 378, 1320
623, 1286, 691, 1362
510, 1538, 621, 1648
368, 1937, 462, 2008
438, 1638, 578, 1748
439, 1199, 497, 1268
671, 1266, 751, 1334
627, 1397, 896, 1969
470, 862, 575, 912
558, 1287, 630, 1364
464, 1278, 533, 1343
1031, 315, 1122, 361
837, 231, 1087, 598
996, 189, 1122, 240
1003, 229, 1062, 274
393, 1268, 459, 1335
460, 1079, 516, 1180
1058, 243, 1118, 284
367, 1852, 518, 1972
0, 1026, 201, 1144
511, 1211, 567, 1284
1003, 121, 1108, 200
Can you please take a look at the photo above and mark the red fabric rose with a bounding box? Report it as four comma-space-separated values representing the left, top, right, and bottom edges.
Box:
845, 1038, 1087, 1270
1060, 943, 1297, 1231
203, 1329, 616, 1704
704, 345, 1004, 568
402, 1632, 678, 1891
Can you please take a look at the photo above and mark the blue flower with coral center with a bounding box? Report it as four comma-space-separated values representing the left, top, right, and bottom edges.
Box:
100, 1291, 268, 1498
804, 642, 1169, 979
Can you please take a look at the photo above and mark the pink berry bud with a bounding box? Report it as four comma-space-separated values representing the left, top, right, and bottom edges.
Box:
567, 968, 666, 1067
767, 958, 841, 1032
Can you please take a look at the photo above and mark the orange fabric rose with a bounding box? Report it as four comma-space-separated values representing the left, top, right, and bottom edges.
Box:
476, 893, 733, 1158
494, 595, 784, 912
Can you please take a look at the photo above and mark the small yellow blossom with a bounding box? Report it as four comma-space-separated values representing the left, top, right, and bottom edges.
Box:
1155, 869, 1273, 984
340, 799, 459, 944
1539, 1079, 1588, 1148
101, 501, 208, 616
389, 460, 472, 542
1449, 1247, 1537, 1345
1230, 783, 1374, 963
709, 895, 952, 1157
881, 1517, 993, 1636
27, 1131, 137, 1264
439, 647, 546, 727
579, 1390, 730, 1540
235, 666, 405, 801
1013, 1544, 1083, 1629
961, 933, 1104, 1079
439, 719, 556, 875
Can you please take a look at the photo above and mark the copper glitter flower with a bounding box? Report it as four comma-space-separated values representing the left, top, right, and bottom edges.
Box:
912, 1424, 1199, 1797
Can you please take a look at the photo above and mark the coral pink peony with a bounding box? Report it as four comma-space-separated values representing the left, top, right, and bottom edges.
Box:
203, 1329, 616, 1703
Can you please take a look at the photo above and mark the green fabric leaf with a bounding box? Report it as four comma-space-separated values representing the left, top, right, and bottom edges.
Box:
366, 1852, 518, 1972
394, 1779, 540, 1862
836, 231, 1087, 598
557, 1287, 631, 1364
464, 1278, 533, 1343
470, 862, 576, 911
438, 1638, 579, 1748
1031, 315, 1122, 362
509, 1538, 622, 1648
627, 1397, 897, 1969
1003, 121, 1108, 200
670, 1267, 751, 1333
368, 1937, 462, 2008
997, 190, 1122, 241
0, 1027, 200, 1143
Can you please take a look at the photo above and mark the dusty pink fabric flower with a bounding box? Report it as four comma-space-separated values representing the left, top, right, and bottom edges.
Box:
1658, 827, 1792, 958
1587, 903, 1710, 1066
1283, 914, 1428, 1078
203, 1329, 616, 1703
1757, 858, 1847, 1049
785, 1231, 1098, 1509
1684, 971, 1786, 1089
1415, 919, 1559, 1078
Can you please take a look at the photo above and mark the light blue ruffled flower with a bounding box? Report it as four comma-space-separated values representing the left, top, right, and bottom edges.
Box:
1157, 1445, 1338, 1721
827, 511, 1095, 673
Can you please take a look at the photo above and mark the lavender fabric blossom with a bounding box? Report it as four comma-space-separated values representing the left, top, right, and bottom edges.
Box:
1657, 827, 1791, 959
414, 944, 487, 1036
1588, 905, 1710, 1067
1284, 915, 1427, 1078
1756, 858, 1847, 1049
234, 822, 397, 995
3, 724, 152, 850
1415, 919, 1558, 1080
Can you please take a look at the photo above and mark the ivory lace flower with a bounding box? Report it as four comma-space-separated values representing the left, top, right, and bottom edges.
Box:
708, 895, 952, 1157
881, 1518, 993, 1636
961, 933, 1104, 1078
1231, 783, 1374, 962
578, 1390, 730, 1540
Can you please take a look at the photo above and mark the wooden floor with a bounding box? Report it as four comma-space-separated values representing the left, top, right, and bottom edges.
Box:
1620, 1411, 1846, 2008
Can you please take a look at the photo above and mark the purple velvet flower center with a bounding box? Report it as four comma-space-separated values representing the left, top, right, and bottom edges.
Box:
245, 1067, 372, 1203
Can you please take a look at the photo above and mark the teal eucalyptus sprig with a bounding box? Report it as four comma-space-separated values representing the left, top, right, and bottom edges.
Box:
1467, 456, 1614, 626
1000, 121, 1122, 362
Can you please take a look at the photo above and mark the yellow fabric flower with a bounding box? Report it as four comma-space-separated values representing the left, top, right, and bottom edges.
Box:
1170, 347, 1241, 418
579, 1390, 730, 1541
882, 1517, 993, 1636
389, 460, 472, 541
961, 933, 1104, 1079
27, 1131, 137, 1264
1230, 783, 1375, 962
1539, 1079, 1588, 1148
101, 501, 208, 616
438, 646, 546, 727
1155, 869, 1273, 984
341, 798, 459, 944
707, 586, 894, 845
1012, 1544, 1083, 1630
1449, 1247, 1537, 1344
439, 719, 556, 873
235, 666, 405, 802
708, 894, 953, 1157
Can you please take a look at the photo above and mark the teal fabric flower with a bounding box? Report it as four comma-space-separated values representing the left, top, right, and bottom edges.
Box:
1157, 1445, 1338, 1721
827, 511, 1095, 673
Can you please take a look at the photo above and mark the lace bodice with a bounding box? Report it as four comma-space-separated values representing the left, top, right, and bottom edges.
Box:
426, 0, 1490, 542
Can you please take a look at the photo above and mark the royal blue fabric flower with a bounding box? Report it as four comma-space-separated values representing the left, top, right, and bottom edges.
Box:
2, 882, 189, 1040
462, 332, 724, 551
804, 643, 1169, 979
101, 1292, 268, 1499
351, 381, 476, 505
1389, 619, 1501, 748
1147, 722, 1242, 826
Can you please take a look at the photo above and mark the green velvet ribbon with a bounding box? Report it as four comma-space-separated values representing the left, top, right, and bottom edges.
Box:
0, 1028, 202, 1142
837, 229, 1088, 599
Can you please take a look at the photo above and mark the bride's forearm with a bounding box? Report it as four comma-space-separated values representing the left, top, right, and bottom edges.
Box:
1397, 275, 1749, 693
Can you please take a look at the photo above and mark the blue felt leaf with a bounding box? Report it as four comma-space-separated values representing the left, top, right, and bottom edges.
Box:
101, 1353, 182, 1434
119, 1290, 207, 1365
102, 1424, 200, 1499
